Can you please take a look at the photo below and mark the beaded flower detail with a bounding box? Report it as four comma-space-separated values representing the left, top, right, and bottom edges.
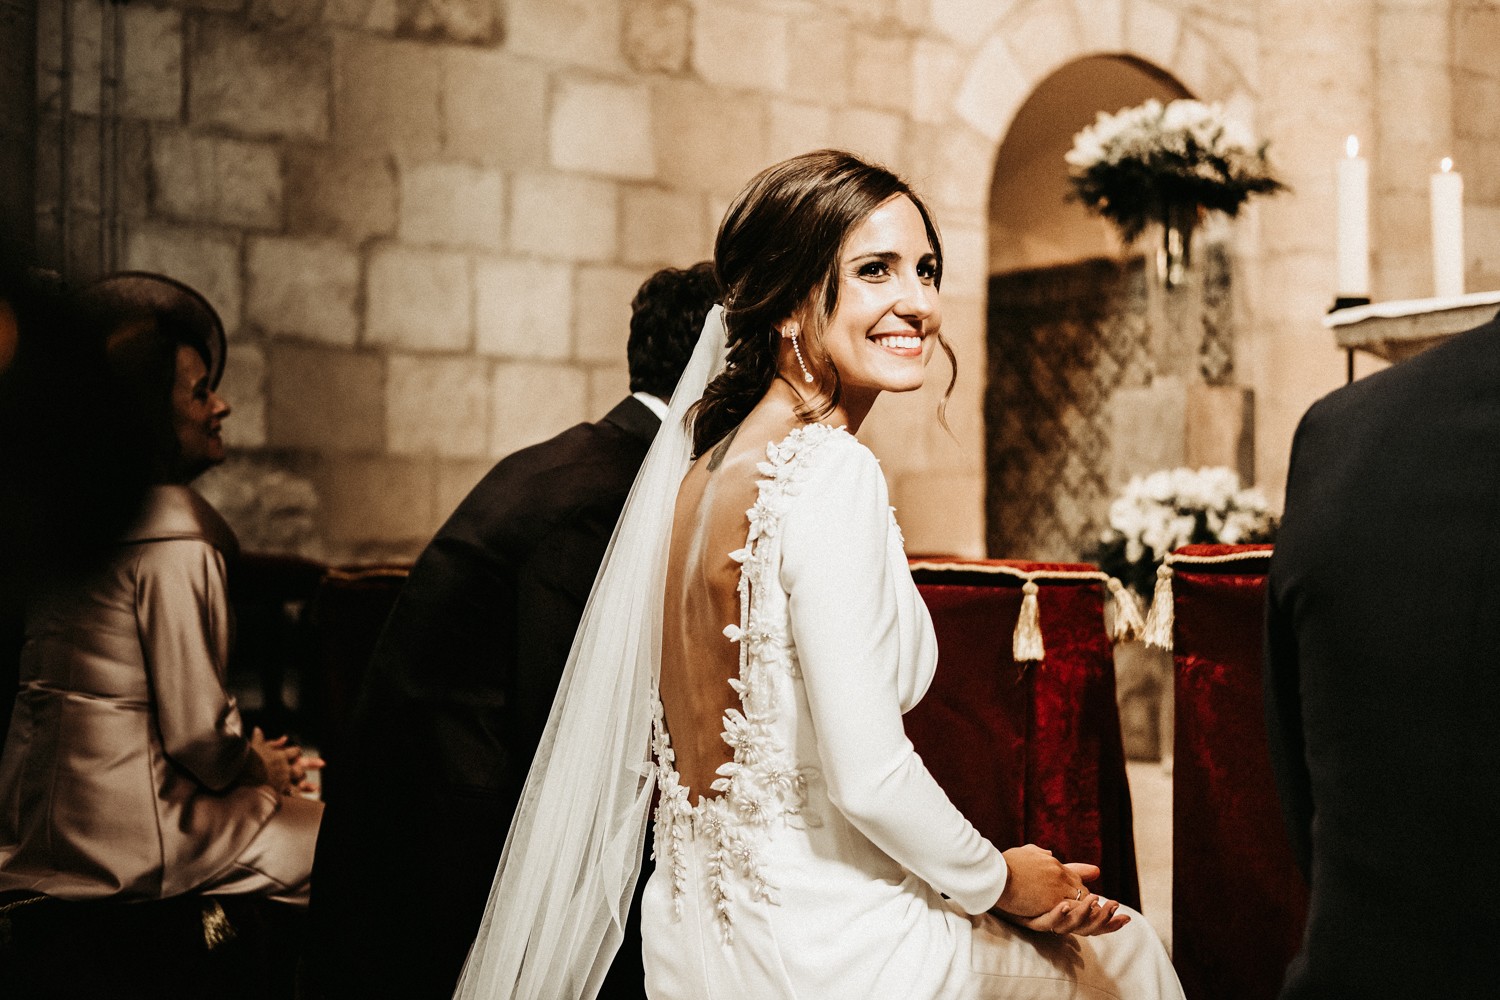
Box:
650, 424, 845, 942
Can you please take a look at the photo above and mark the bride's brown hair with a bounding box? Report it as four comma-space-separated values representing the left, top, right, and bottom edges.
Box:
689, 150, 956, 457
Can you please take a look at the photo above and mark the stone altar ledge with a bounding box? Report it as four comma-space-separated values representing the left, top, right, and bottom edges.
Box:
1325, 290, 1500, 363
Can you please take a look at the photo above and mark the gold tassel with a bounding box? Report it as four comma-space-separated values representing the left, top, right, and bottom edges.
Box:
1013, 580, 1045, 663
201, 899, 236, 951
1142, 563, 1175, 651
1107, 577, 1146, 643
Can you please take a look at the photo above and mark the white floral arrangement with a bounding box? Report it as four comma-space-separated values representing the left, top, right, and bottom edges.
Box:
1096, 466, 1277, 594
1066, 98, 1286, 241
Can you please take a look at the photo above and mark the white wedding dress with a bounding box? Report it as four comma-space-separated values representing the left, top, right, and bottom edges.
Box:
642, 424, 1184, 1000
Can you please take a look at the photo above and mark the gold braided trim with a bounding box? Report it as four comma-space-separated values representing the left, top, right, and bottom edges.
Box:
1144, 548, 1274, 651
907, 562, 1141, 662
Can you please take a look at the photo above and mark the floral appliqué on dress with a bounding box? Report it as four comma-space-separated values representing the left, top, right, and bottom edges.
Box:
650, 425, 847, 943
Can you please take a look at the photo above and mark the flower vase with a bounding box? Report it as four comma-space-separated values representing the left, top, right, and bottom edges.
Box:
1155, 202, 1197, 289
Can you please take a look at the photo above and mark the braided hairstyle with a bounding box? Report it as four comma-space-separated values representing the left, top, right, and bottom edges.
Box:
689, 150, 953, 456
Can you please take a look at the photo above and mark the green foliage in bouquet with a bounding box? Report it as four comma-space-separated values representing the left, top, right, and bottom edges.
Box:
1066, 98, 1288, 242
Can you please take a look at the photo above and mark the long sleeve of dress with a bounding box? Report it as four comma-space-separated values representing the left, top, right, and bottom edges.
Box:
134, 538, 251, 791
779, 438, 1008, 916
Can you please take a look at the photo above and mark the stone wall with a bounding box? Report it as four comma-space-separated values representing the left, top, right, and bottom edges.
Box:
30, 0, 1489, 561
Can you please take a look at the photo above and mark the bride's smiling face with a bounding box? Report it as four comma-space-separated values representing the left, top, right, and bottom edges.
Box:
805, 194, 941, 411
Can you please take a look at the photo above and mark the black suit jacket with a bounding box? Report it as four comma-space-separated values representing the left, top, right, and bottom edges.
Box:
306, 397, 659, 1000
1265, 314, 1500, 999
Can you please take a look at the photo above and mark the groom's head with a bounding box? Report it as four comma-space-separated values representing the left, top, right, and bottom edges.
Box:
627, 261, 719, 401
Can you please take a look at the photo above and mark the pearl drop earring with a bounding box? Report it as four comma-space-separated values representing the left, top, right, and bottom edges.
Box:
787, 326, 814, 384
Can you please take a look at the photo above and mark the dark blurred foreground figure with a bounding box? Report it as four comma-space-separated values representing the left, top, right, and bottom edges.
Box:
0, 273, 322, 911
1266, 311, 1500, 999
0, 251, 149, 750
305, 263, 718, 1000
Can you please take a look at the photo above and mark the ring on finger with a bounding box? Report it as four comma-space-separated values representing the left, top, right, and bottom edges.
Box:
1073, 887, 1083, 901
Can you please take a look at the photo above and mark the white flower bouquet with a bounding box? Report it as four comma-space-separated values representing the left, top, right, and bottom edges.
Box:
1066, 98, 1286, 242
1095, 466, 1277, 594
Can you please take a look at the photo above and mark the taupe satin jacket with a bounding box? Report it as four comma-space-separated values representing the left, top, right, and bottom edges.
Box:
0, 485, 283, 900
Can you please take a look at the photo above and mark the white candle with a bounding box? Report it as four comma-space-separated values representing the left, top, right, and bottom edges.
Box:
1430, 157, 1465, 299
1336, 135, 1370, 298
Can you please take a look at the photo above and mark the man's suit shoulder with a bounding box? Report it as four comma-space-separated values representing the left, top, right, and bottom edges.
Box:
441, 398, 657, 553
1298, 311, 1500, 443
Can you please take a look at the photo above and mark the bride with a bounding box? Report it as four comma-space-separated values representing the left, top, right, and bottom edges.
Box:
455, 151, 1184, 999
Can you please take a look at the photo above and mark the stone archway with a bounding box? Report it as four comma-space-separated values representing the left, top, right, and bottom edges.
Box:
924, 1, 1261, 561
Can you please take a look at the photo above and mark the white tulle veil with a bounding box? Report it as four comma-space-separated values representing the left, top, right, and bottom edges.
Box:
453, 306, 729, 1000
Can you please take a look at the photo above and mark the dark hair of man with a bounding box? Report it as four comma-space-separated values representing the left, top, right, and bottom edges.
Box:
627, 260, 720, 399
688, 149, 957, 457
84, 272, 227, 482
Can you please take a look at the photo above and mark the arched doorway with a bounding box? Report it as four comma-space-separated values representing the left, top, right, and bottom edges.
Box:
984, 56, 1244, 561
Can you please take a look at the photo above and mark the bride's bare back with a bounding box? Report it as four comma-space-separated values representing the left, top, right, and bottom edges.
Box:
661, 405, 804, 802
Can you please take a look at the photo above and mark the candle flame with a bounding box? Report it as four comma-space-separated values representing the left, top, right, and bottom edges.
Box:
1441, 157, 1454, 173
1346, 135, 1359, 158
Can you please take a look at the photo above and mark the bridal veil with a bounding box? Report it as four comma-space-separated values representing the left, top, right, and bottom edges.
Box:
453, 307, 728, 1000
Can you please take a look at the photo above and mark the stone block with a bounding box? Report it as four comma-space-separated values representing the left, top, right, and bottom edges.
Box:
474, 257, 575, 360
1005, 2, 1082, 84
188, 16, 330, 140
508, 173, 619, 262
620, 186, 710, 268
588, 364, 631, 415
386, 354, 491, 458
832, 109, 904, 173
315, 454, 438, 549
251, 0, 325, 28
506, 0, 627, 71
220, 343, 267, 448
1107, 379, 1187, 492
197, 456, 321, 557
1184, 384, 1254, 483
849, 32, 911, 115
903, 125, 992, 218
334, 34, 440, 157
573, 265, 653, 364
123, 4, 183, 121
549, 78, 656, 180
1465, 205, 1500, 285
267, 343, 385, 451
623, 0, 690, 74
1454, 2, 1500, 75
1376, 62, 1452, 146
934, 222, 986, 302
324, 0, 401, 32
1171, 29, 1214, 99
1123, 0, 1181, 72
246, 236, 361, 346
125, 225, 243, 335
442, 48, 548, 169
151, 130, 283, 229
399, 162, 505, 250
910, 40, 965, 126
1455, 73, 1500, 140
931, 0, 1015, 44
1378, 5, 1449, 68
891, 471, 985, 559
366, 246, 472, 351
955, 35, 1030, 142
1075, 0, 1123, 54
393, 0, 500, 44
433, 458, 497, 523
283, 148, 398, 240
39, 1, 99, 114
767, 102, 833, 166
490, 361, 590, 457
692, 5, 788, 93
651, 80, 769, 196
787, 12, 848, 106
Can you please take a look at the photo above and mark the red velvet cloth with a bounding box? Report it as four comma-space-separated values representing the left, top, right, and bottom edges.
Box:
906, 560, 1141, 910
1170, 544, 1306, 1000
